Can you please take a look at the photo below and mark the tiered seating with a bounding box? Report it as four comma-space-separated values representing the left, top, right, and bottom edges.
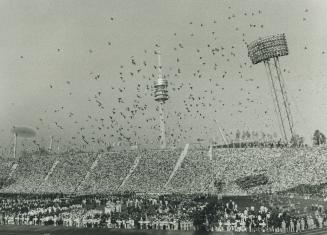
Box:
44, 152, 97, 193
212, 147, 327, 194
272, 147, 327, 191
1, 146, 327, 195
82, 151, 136, 193
169, 150, 213, 193
3, 155, 56, 193
0, 157, 16, 190
0, 157, 14, 180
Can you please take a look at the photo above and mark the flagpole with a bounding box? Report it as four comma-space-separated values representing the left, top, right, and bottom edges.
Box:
13, 133, 17, 158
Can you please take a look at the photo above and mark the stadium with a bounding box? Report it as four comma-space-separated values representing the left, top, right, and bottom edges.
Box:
1, 144, 327, 234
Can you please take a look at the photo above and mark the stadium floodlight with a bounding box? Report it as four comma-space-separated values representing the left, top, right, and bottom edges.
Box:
247, 34, 295, 143
248, 34, 289, 65
154, 51, 169, 149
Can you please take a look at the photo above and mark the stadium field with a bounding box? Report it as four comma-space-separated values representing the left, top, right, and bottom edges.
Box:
0, 225, 327, 235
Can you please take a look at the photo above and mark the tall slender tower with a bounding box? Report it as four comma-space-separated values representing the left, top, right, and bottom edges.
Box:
247, 34, 295, 143
154, 51, 169, 149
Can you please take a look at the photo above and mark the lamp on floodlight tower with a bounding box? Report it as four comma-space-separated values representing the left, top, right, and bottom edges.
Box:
247, 34, 295, 143
154, 51, 169, 149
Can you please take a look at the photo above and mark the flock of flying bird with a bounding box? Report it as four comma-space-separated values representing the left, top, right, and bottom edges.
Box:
1, 5, 322, 153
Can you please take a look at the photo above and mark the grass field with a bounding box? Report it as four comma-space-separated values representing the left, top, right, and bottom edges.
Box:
0, 194, 326, 235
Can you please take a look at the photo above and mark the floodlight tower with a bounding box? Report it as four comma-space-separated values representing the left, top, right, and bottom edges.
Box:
247, 34, 295, 143
154, 51, 169, 149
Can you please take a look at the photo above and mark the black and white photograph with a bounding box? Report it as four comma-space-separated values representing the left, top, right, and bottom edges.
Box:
0, 0, 327, 234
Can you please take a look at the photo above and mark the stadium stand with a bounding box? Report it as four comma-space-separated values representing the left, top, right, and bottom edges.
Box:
122, 149, 180, 192
3, 155, 56, 193
82, 151, 137, 193
169, 149, 213, 193
1, 146, 327, 195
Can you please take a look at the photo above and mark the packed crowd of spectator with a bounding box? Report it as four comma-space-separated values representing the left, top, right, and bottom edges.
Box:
83, 151, 137, 193
4, 155, 56, 193
169, 150, 213, 193
1, 192, 327, 233
213, 146, 327, 195
0, 159, 13, 181
45, 153, 98, 193
0, 146, 327, 197
1, 153, 98, 194
123, 150, 179, 192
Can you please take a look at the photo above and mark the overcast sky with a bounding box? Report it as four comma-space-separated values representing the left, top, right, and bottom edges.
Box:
1, 0, 327, 152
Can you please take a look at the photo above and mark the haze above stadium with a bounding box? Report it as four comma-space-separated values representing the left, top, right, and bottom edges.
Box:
0, 0, 326, 151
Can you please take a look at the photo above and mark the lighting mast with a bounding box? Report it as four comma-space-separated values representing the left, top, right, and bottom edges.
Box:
247, 34, 295, 143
